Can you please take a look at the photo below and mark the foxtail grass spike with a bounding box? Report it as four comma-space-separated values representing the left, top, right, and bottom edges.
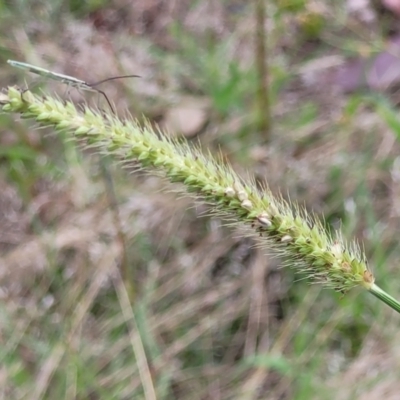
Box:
1, 87, 399, 313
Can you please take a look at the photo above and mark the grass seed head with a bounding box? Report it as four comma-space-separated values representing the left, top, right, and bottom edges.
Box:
1, 87, 375, 293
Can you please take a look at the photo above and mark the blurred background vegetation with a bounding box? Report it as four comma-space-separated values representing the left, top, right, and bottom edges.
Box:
1, 0, 400, 398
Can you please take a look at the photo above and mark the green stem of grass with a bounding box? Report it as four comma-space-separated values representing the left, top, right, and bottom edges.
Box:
1, 87, 400, 313
254, 0, 271, 139
368, 284, 400, 313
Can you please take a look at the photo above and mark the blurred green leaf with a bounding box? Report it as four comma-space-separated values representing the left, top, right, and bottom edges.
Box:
373, 96, 400, 140
244, 354, 293, 376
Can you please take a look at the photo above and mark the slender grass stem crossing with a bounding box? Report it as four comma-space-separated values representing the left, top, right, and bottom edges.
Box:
7, 59, 140, 112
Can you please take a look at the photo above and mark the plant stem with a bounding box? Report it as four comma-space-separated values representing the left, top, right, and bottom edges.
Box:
255, 0, 271, 139
368, 283, 400, 314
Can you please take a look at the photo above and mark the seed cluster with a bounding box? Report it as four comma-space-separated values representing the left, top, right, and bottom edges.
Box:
0, 87, 375, 292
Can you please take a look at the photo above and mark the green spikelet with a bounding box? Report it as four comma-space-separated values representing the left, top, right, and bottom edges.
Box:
2, 86, 399, 312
